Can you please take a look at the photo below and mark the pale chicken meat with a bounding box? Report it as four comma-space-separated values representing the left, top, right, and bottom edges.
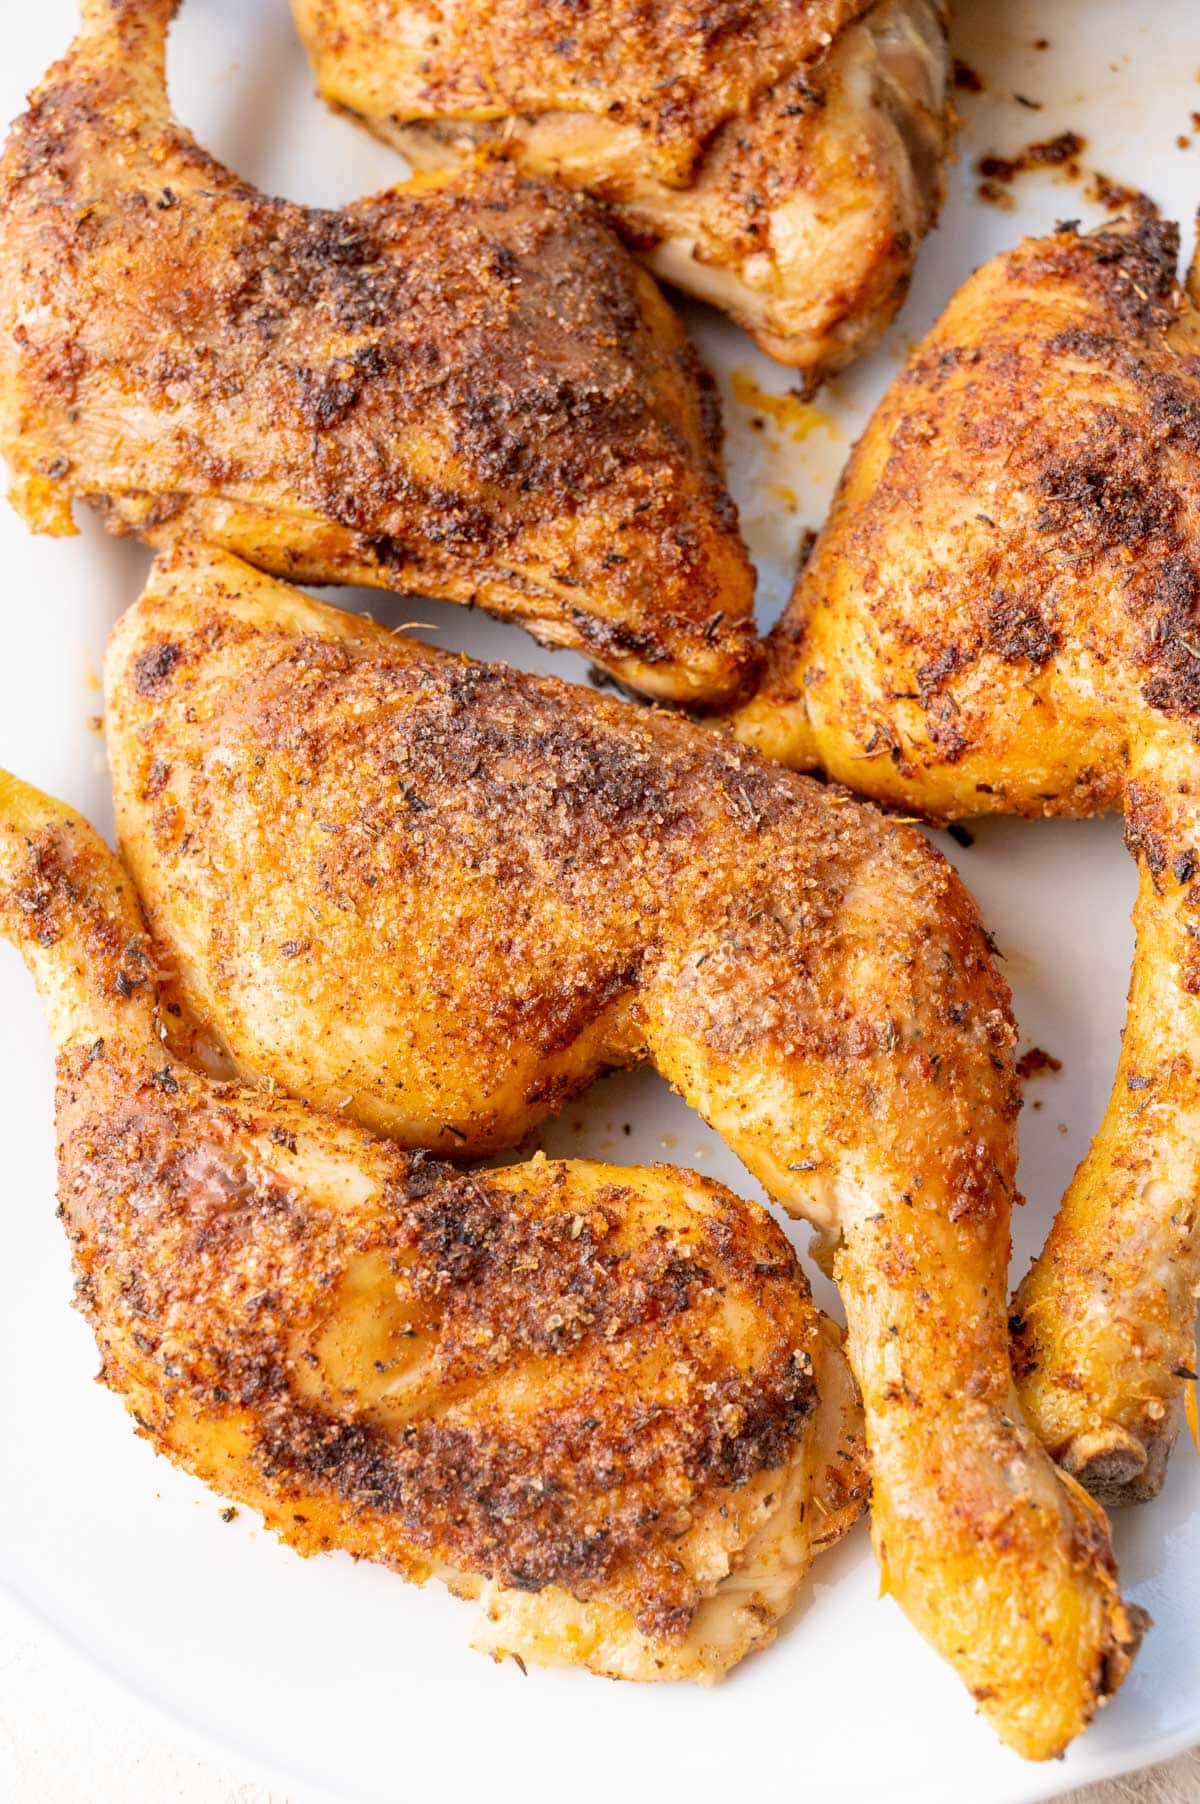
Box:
736, 212, 1200, 1506
293, 0, 951, 380
0, 767, 866, 1681
0, 0, 757, 704
103, 541, 1146, 1759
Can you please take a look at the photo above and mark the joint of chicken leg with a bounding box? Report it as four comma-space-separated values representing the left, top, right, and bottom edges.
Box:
102, 542, 1146, 1755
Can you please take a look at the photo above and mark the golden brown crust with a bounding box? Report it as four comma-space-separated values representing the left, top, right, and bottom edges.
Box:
1011, 726, 1200, 1507
107, 543, 1016, 1172
63, 1049, 821, 1629
0, 773, 865, 1680
297, 0, 951, 377
294, 0, 869, 185
736, 214, 1200, 800
0, 0, 756, 702
733, 211, 1200, 1508
103, 543, 1143, 1756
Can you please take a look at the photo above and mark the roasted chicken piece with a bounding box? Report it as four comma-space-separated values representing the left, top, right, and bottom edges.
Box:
736, 212, 1200, 1507
0, 0, 757, 705
293, 0, 951, 381
104, 540, 1146, 1759
0, 766, 867, 1680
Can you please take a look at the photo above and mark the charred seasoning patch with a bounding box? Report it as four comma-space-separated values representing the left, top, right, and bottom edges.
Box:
986, 596, 1060, 667
253, 1348, 810, 1637
0, 824, 153, 1001
1140, 554, 1200, 716
1086, 171, 1159, 216
399, 1175, 724, 1366
132, 640, 181, 698
1032, 216, 1180, 335
1034, 453, 1167, 554
1125, 781, 1170, 885
977, 131, 1086, 206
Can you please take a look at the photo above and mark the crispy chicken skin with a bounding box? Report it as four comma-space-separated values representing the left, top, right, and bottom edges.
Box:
292, 0, 951, 380
0, 0, 757, 705
736, 213, 1200, 1506
0, 767, 866, 1681
103, 541, 1146, 1758
297, 0, 870, 182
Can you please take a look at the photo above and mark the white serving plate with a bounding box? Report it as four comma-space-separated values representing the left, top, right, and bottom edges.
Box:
1, 4, 1198, 1801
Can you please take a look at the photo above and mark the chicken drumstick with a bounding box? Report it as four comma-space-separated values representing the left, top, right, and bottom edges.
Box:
736, 211, 1200, 1505
103, 540, 1146, 1759
0, 766, 868, 1680
0, 0, 756, 703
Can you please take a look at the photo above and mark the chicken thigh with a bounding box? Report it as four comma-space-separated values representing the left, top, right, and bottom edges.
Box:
736, 211, 1200, 1505
104, 540, 1146, 1759
0, 766, 866, 1680
0, 0, 756, 703
293, 0, 951, 381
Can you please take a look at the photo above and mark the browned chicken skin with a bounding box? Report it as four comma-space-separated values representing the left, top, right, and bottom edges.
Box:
0, 766, 867, 1681
293, 0, 951, 380
102, 541, 1146, 1759
736, 212, 1200, 1507
0, 0, 757, 704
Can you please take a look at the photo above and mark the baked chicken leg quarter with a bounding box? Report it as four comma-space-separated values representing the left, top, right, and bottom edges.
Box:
736, 213, 1200, 1505
0, 0, 756, 704
292, 0, 951, 381
105, 542, 1146, 1759
0, 768, 869, 1680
